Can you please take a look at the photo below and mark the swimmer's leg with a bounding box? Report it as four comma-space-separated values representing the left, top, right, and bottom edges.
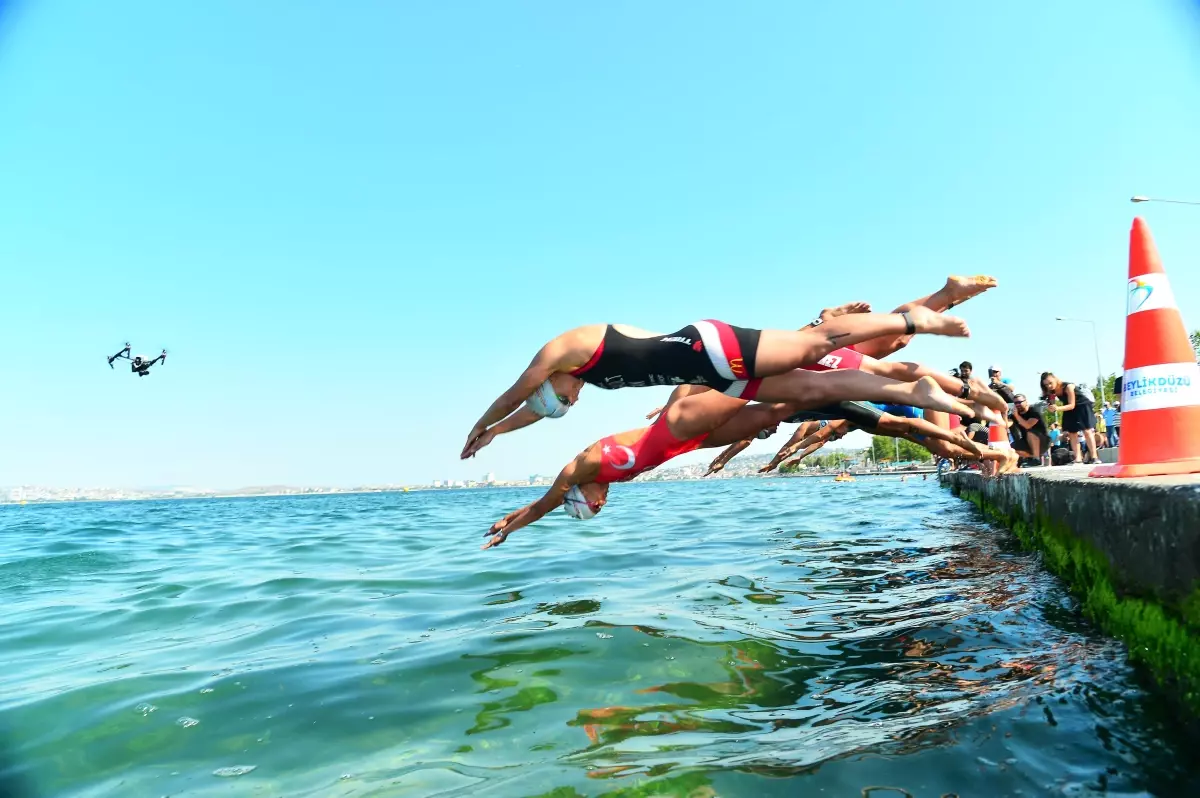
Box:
860, 357, 1008, 415
852, 275, 998, 360
756, 370, 974, 418
875, 414, 988, 458
752, 307, 968, 377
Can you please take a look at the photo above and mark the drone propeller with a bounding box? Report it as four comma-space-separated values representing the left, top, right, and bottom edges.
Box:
107, 342, 133, 368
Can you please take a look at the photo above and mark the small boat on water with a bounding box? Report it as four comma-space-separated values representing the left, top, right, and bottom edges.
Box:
833, 473, 855, 483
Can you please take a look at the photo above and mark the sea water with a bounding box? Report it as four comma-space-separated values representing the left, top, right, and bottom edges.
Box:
0, 479, 1196, 797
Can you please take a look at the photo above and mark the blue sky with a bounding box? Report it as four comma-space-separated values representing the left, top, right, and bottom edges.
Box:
2, 1, 1199, 488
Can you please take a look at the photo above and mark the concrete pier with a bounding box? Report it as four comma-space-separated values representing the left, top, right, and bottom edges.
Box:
940, 465, 1200, 720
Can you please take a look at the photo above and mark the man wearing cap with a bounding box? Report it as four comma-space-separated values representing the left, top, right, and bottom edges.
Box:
1102, 401, 1118, 448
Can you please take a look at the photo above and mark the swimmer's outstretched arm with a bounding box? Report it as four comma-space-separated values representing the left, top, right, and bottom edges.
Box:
763, 422, 845, 472
464, 339, 572, 459
705, 438, 752, 475
760, 421, 825, 471
464, 407, 543, 458
482, 452, 599, 550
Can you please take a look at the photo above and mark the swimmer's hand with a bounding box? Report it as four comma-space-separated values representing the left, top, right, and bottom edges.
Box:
463, 427, 496, 459
646, 406, 663, 421
462, 424, 487, 459
757, 463, 776, 473
482, 517, 512, 549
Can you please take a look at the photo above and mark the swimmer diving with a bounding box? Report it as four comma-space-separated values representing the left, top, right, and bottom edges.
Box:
107, 343, 167, 377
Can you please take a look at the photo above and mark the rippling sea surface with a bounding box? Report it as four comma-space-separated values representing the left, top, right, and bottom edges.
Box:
2, 479, 1198, 797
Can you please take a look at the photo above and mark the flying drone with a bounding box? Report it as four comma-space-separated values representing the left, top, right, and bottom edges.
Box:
108, 343, 168, 377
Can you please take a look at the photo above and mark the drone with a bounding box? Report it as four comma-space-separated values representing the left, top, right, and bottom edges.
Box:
108, 343, 167, 377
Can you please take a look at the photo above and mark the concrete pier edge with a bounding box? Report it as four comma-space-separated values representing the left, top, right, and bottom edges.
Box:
939, 466, 1200, 720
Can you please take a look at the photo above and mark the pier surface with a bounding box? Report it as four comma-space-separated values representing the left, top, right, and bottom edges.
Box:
941, 465, 1200, 721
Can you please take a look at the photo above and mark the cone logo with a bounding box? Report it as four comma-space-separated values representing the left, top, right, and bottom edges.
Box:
1126, 272, 1175, 315
1092, 217, 1200, 479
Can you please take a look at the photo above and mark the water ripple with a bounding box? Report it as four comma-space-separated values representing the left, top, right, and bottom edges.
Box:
0, 482, 1196, 797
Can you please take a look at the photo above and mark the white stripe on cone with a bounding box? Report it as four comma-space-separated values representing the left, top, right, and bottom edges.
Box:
1120, 362, 1200, 412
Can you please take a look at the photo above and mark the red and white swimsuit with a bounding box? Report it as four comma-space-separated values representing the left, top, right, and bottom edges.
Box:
594, 414, 709, 484
801, 346, 866, 373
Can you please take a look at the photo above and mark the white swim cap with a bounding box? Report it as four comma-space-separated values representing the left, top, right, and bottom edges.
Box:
525, 379, 570, 419
562, 485, 598, 520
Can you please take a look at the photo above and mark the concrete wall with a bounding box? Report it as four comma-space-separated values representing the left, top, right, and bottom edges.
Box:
940, 467, 1200, 721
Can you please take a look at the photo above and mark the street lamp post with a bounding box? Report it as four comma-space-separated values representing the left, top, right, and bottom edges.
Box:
1131, 196, 1200, 206
1054, 317, 1106, 406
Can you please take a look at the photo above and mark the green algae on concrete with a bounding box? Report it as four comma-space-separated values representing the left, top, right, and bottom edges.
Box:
943, 469, 1200, 717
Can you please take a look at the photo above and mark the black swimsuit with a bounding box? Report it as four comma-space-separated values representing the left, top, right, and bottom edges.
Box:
783, 401, 885, 431
571, 321, 762, 398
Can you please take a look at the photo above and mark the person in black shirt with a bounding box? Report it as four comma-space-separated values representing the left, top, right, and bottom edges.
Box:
1041, 372, 1098, 463
1011, 393, 1050, 461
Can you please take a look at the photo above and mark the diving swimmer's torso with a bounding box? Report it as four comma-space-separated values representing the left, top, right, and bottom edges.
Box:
593, 414, 709, 484
571, 322, 761, 398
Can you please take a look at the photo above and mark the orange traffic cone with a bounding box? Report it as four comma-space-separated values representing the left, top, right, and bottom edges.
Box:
987, 423, 1009, 450
1091, 218, 1200, 478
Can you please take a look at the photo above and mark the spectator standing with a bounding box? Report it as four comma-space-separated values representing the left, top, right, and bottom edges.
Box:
1112, 401, 1122, 444
1101, 402, 1117, 447
1041, 372, 1099, 464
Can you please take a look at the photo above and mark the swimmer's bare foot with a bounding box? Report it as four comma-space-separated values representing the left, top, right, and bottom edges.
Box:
911, 376, 973, 417
818, 301, 872, 322
906, 305, 970, 338
964, 402, 1006, 427
966, 379, 1008, 414
943, 275, 998, 308
960, 434, 988, 459
998, 449, 1021, 475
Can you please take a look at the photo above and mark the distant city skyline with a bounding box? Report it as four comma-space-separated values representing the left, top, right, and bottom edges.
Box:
2, 3, 1197, 488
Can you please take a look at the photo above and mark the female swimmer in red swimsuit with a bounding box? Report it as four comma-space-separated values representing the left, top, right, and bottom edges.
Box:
463, 276, 999, 459
480, 369, 974, 550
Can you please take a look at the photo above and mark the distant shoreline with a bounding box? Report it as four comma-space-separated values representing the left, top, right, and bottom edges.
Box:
1, 469, 936, 507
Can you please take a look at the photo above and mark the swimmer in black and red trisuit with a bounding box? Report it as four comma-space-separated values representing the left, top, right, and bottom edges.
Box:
480, 369, 976, 549
463, 275, 1000, 460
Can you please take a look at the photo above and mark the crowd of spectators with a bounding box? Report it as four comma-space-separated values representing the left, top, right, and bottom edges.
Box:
949, 360, 1122, 469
